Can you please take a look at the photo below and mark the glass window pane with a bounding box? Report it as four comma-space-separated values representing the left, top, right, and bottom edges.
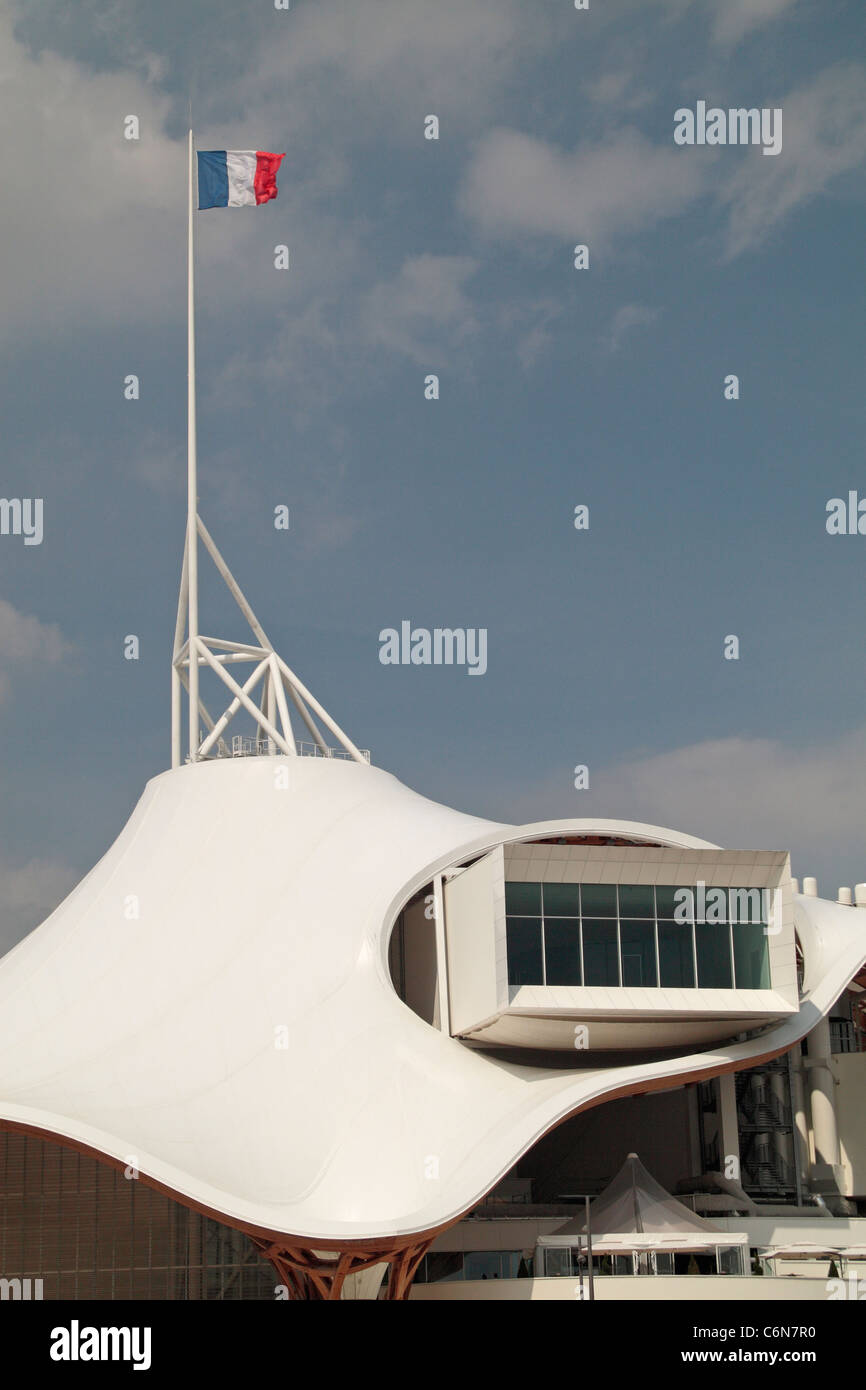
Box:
620, 920, 657, 987
655, 885, 684, 919
505, 881, 541, 915
544, 1248, 572, 1278
506, 917, 543, 985
581, 919, 619, 986
464, 1252, 504, 1281
703, 887, 728, 924
658, 921, 695, 987
696, 923, 733, 988
733, 924, 770, 989
717, 1246, 744, 1276
424, 1252, 464, 1283
728, 887, 766, 925
542, 882, 581, 916
618, 885, 654, 918
544, 918, 582, 985
579, 884, 617, 917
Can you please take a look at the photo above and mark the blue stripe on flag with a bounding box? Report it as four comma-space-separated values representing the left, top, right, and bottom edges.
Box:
197, 151, 228, 210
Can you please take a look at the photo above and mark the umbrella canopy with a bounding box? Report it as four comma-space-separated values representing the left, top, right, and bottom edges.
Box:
761, 1243, 841, 1258
552, 1232, 747, 1253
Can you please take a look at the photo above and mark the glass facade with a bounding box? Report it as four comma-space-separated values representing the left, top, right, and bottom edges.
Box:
414, 1250, 531, 1283
0, 1130, 277, 1300
538, 1245, 745, 1277
505, 882, 772, 990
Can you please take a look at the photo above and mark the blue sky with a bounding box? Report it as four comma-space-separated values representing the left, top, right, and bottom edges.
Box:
0, 0, 864, 950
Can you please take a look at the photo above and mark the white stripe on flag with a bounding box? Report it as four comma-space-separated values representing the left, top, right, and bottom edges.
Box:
226, 151, 257, 207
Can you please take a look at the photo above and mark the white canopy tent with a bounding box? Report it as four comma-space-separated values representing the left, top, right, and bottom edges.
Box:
537, 1154, 748, 1277
760, 1243, 839, 1258
758, 1242, 866, 1277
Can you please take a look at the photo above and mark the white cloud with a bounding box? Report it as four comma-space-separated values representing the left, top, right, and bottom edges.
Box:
0, 0, 555, 346
359, 254, 479, 364
603, 303, 658, 353
210, 253, 482, 418
0, 857, 80, 956
509, 726, 866, 891
233, 0, 553, 136
720, 63, 866, 257
460, 61, 866, 262
625, 0, 797, 46
711, 0, 799, 47
459, 127, 706, 249
585, 70, 652, 111
0, 599, 72, 703
496, 297, 564, 370
0, 9, 179, 337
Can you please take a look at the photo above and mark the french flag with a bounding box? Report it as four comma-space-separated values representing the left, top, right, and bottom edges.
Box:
197, 150, 285, 210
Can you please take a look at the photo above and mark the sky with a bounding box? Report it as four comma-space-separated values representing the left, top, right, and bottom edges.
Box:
0, 0, 864, 952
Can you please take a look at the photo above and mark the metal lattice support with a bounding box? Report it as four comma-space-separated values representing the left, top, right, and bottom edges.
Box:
171, 514, 368, 769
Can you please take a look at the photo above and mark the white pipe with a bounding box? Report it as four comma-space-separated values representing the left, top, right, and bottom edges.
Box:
194, 499, 365, 763
806, 1017, 840, 1170
273, 654, 367, 765
171, 670, 182, 768
197, 640, 294, 757
199, 656, 270, 757
266, 668, 277, 755
187, 130, 199, 761
173, 520, 190, 660
198, 638, 268, 656
196, 516, 270, 649
190, 652, 270, 666
177, 667, 219, 734
284, 681, 329, 753
171, 520, 190, 768
269, 655, 297, 753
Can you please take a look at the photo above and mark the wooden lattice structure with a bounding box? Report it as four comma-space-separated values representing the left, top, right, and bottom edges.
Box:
251, 1236, 432, 1301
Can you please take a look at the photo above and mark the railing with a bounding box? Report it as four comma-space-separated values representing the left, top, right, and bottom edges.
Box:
294, 740, 371, 763
222, 734, 371, 763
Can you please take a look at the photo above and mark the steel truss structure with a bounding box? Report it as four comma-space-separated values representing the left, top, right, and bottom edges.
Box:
170, 511, 367, 769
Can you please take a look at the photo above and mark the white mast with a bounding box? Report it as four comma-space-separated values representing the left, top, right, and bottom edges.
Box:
186, 128, 200, 763
170, 132, 369, 770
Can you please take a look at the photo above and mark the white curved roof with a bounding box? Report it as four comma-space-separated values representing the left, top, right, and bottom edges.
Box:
0, 757, 862, 1244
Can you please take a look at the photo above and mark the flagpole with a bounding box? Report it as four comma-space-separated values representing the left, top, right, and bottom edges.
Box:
186, 128, 200, 762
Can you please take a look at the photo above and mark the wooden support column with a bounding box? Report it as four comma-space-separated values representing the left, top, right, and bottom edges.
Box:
251, 1235, 433, 1301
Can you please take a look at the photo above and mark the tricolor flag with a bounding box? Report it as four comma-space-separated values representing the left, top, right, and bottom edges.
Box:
197, 150, 286, 210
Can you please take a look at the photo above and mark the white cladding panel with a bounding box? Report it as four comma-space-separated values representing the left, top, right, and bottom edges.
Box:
443, 848, 502, 1035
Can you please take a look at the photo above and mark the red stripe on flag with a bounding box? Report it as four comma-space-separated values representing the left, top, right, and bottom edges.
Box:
254, 151, 285, 205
